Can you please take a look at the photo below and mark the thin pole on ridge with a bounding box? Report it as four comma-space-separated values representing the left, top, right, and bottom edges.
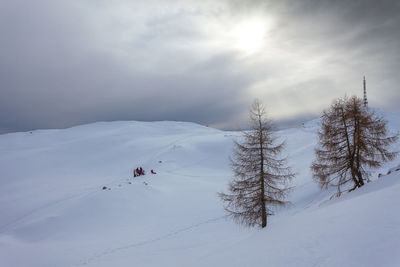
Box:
363, 76, 368, 108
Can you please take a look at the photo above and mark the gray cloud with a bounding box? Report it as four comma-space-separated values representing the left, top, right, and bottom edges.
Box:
224, 0, 400, 120
0, 0, 399, 133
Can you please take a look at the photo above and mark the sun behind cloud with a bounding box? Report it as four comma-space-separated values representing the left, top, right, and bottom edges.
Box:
231, 18, 269, 54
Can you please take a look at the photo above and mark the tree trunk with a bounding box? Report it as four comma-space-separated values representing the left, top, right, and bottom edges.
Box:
258, 113, 267, 228
341, 109, 359, 188
357, 170, 364, 186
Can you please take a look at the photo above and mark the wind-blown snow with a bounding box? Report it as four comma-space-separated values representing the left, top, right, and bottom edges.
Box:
1, 111, 399, 267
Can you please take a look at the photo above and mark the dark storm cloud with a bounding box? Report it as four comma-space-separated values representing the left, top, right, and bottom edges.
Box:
0, 0, 399, 133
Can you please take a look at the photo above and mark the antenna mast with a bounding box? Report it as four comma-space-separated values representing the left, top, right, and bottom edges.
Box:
363, 76, 368, 108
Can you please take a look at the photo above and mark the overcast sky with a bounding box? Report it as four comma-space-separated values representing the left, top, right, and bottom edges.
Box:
1, 0, 399, 132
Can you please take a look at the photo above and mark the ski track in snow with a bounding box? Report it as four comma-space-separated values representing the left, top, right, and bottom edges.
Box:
68, 134, 228, 267
0, 189, 98, 234
72, 215, 228, 267
143, 133, 198, 166
0, 174, 132, 234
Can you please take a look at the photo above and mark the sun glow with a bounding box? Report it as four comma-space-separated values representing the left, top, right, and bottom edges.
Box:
231, 18, 268, 54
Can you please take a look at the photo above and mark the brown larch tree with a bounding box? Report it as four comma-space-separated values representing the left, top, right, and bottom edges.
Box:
219, 100, 294, 228
312, 96, 398, 196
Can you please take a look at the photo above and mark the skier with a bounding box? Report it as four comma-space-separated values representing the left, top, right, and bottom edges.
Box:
151, 169, 156, 174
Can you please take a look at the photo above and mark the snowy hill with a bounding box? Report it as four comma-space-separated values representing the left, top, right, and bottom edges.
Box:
1, 111, 399, 267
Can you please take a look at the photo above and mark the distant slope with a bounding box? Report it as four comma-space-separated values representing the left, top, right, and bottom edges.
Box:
0, 111, 399, 267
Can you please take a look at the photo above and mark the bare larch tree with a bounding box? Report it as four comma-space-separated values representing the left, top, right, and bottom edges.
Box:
219, 100, 294, 228
312, 96, 398, 196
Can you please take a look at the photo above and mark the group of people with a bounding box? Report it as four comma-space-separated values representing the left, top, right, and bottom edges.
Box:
134, 167, 157, 177
134, 167, 145, 177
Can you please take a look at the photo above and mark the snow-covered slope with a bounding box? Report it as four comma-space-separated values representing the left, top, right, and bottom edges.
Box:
0, 111, 399, 267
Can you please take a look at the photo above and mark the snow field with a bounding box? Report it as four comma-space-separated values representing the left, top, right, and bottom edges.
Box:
0, 110, 399, 267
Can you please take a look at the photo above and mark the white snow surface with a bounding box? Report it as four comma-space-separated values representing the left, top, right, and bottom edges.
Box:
1, 111, 399, 267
